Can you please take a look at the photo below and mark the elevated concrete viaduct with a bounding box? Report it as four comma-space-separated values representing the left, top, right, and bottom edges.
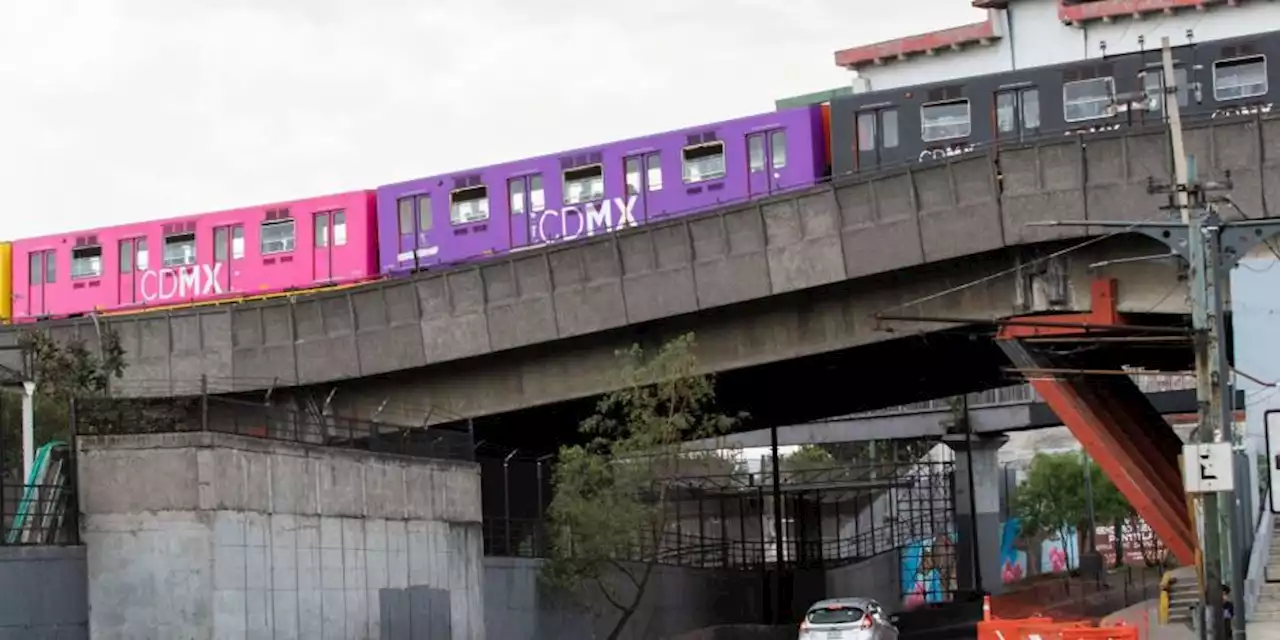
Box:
10, 115, 1276, 569
12, 115, 1276, 422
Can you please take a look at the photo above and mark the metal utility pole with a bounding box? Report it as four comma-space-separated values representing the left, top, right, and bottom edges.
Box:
1029, 38, 1270, 639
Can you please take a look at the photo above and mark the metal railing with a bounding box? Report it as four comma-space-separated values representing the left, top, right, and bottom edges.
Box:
72, 394, 475, 463
846, 373, 1197, 418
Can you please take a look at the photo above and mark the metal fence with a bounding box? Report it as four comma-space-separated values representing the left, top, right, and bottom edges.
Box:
72, 394, 475, 463
480, 448, 956, 573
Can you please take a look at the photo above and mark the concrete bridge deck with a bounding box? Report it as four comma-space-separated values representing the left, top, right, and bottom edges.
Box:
6, 115, 1275, 423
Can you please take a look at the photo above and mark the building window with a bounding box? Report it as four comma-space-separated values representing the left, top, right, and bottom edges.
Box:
682, 142, 726, 183
71, 245, 102, 279
921, 99, 971, 142
120, 239, 134, 273
260, 219, 295, 255
770, 130, 787, 169
563, 165, 604, 205
1213, 55, 1267, 101
450, 185, 489, 225
1143, 68, 1189, 114
29, 252, 41, 285
163, 232, 196, 267
1063, 77, 1116, 122
749, 136, 765, 171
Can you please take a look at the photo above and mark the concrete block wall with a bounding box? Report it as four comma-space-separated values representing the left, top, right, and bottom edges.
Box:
0, 546, 88, 639
76, 432, 484, 640
9, 117, 1266, 413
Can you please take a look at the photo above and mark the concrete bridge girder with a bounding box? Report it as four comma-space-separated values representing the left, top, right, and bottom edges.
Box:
8, 116, 1277, 421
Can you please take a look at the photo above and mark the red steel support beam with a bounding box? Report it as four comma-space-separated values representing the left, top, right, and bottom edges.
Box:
997, 277, 1196, 565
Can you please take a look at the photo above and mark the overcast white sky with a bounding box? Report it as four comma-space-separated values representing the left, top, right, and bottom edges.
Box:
0, 0, 984, 240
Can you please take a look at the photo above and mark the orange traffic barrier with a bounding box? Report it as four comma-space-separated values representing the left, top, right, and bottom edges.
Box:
978, 617, 1139, 640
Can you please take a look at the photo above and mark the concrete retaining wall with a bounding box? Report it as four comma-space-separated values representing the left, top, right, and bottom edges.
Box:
0, 545, 87, 639
76, 432, 484, 640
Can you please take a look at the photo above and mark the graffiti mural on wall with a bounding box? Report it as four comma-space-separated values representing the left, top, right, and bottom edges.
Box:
901, 518, 1090, 606
900, 532, 958, 607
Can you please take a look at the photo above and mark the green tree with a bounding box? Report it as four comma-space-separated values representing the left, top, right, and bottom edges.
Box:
1, 328, 126, 477
1012, 451, 1133, 574
540, 333, 742, 640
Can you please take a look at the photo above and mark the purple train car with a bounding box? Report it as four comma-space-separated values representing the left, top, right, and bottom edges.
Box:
375, 105, 829, 273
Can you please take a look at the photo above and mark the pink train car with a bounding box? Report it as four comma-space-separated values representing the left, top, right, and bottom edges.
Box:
9, 190, 379, 321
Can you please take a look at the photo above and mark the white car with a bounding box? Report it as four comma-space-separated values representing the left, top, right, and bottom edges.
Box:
798, 597, 900, 640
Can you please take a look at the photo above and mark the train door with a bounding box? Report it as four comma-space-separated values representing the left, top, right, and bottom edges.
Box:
118, 238, 137, 306
854, 107, 899, 171
26, 250, 54, 317
624, 152, 660, 221
211, 224, 240, 293
312, 211, 334, 282
1140, 66, 1189, 123
507, 175, 545, 247
747, 129, 788, 198
994, 86, 1041, 144
397, 193, 433, 268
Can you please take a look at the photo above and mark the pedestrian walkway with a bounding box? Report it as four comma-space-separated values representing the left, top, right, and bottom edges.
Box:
1249, 620, 1280, 637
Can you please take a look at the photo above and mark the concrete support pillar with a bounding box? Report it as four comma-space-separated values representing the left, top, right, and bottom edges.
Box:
945, 434, 1008, 597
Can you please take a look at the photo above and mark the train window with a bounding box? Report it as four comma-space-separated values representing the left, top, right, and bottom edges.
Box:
260, 219, 296, 255
136, 238, 149, 271
333, 211, 347, 246
771, 131, 787, 169
530, 175, 546, 208
997, 93, 1017, 133
397, 197, 414, 234
416, 195, 432, 232
120, 239, 134, 274
509, 178, 526, 215
625, 158, 642, 195
215, 226, 230, 260
71, 246, 102, 279
1214, 55, 1267, 101
857, 113, 876, 151
46, 251, 56, 283
29, 252, 41, 285
749, 136, 765, 171
882, 110, 899, 148
163, 232, 196, 267
564, 165, 604, 205
1142, 68, 1189, 113
646, 155, 662, 191
1022, 89, 1040, 129
314, 214, 328, 248
1063, 77, 1116, 122
231, 225, 245, 259
921, 99, 971, 142
450, 185, 490, 225
682, 142, 726, 183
